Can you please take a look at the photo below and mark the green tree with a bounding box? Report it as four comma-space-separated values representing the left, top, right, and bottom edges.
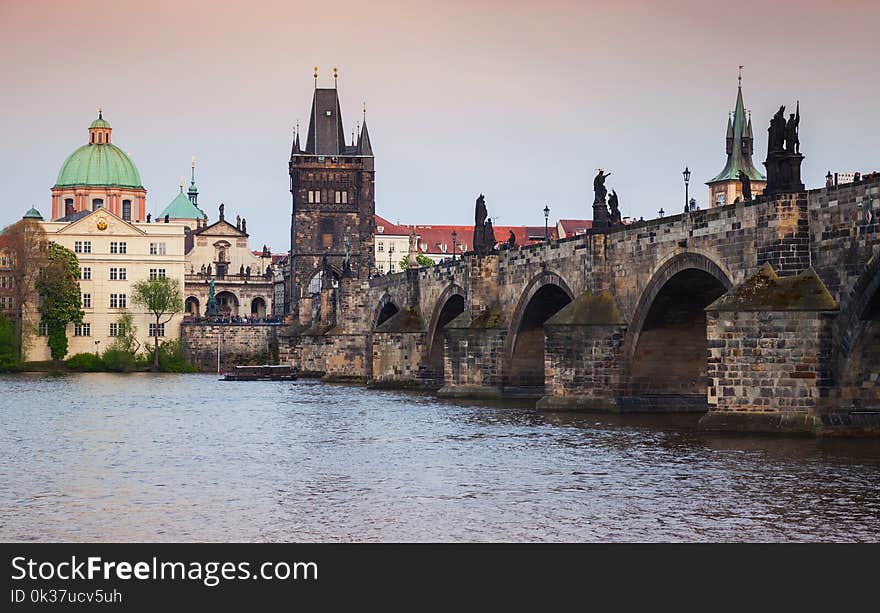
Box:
36, 242, 82, 361
399, 253, 434, 270
109, 310, 140, 354
132, 276, 183, 371
1, 219, 48, 364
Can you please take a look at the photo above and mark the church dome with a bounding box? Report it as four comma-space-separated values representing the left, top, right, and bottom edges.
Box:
159, 185, 205, 220
54, 113, 144, 189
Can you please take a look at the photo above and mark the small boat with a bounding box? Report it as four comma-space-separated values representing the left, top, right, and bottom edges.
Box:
221, 365, 298, 381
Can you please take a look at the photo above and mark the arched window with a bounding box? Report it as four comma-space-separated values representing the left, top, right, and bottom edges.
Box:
122, 200, 131, 221
90, 133, 94, 144
307, 271, 323, 295
92, 199, 104, 211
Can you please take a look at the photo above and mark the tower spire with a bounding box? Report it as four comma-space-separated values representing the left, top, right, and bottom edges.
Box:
187, 155, 199, 206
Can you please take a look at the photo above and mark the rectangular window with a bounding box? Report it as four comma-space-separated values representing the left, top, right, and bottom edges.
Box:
74, 323, 91, 337
109, 323, 125, 337
334, 191, 348, 204
80, 267, 91, 280
110, 267, 118, 280
109, 293, 126, 308
149, 268, 167, 280
1, 256, 7, 266
109, 241, 127, 254
378, 263, 385, 273
82, 293, 91, 308
74, 241, 82, 253
308, 190, 321, 204
149, 242, 166, 255
149, 323, 165, 337
39, 322, 49, 336
378, 242, 384, 252
82, 241, 91, 254
0, 276, 7, 288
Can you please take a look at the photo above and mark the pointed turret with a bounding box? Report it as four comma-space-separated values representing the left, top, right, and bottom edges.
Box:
706, 73, 766, 206
304, 88, 346, 155
358, 120, 373, 156
291, 126, 301, 156
187, 156, 199, 206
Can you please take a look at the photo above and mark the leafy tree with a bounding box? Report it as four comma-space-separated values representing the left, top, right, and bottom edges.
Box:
132, 276, 183, 371
0, 314, 20, 370
109, 310, 141, 355
1, 219, 48, 363
36, 242, 82, 361
398, 253, 434, 270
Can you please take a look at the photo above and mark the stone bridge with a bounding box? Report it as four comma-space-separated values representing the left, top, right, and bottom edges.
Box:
280, 177, 880, 435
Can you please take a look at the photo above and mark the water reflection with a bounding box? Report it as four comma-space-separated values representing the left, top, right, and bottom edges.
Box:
1, 373, 879, 542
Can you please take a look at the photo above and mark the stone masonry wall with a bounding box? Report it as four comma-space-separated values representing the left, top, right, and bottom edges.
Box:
539, 323, 625, 410
702, 309, 834, 432
181, 323, 278, 372
371, 332, 429, 387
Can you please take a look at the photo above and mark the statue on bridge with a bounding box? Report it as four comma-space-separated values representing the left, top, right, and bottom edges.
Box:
608, 190, 622, 225
785, 102, 800, 155
764, 101, 805, 198
408, 227, 419, 268
738, 170, 752, 201
592, 169, 612, 229
472, 194, 496, 255
205, 279, 219, 317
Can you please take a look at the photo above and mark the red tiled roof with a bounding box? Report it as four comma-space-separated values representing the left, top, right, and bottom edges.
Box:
407, 224, 558, 256
374, 214, 410, 236
557, 219, 593, 237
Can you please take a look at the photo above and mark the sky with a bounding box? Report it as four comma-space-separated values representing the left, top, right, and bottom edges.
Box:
1, 0, 878, 252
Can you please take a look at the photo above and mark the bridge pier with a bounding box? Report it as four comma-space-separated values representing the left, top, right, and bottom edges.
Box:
369, 307, 435, 389
699, 264, 838, 434
437, 303, 507, 399
537, 291, 627, 411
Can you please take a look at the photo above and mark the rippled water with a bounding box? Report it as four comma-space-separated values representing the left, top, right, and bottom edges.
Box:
1, 373, 879, 542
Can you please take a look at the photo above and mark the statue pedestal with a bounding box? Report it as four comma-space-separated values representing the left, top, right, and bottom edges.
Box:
592, 201, 610, 230
764, 151, 805, 198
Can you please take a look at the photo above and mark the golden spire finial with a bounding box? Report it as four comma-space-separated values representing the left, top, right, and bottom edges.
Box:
191, 155, 196, 168
98, 107, 103, 119
179, 176, 184, 189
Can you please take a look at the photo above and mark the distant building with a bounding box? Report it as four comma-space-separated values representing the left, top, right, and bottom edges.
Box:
23, 207, 186, 362
50, 112, 147, 222
556, 219, 593, 238
374, 215, 410, 274
183, 204, 274, 319
373, 221, 560, 266
826, 171, 859, 187
706, 76, 766, 207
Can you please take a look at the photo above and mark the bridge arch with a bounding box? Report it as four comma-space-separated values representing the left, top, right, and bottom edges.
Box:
624, 251, 733, 404
373, 292, 401, 329
505, 271, 574, 392
834, 253, 880, 408
425, 284, 466, 383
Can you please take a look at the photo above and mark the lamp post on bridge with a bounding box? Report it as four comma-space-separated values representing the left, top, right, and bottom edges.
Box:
683, 166, 691, 213
388, 244, 394, 274
451, 230, 457, 262
543, 204, 550, 244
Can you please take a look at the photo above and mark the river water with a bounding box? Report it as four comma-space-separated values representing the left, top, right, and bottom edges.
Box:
1, 373, 879, 542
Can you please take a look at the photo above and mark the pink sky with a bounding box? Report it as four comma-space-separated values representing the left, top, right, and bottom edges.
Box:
2, 0, 878, 250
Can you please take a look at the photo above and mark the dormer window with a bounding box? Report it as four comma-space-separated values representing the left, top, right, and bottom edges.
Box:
377, 225, 384, 234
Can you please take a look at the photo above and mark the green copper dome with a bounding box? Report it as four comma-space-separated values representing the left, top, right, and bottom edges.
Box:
89, 117, 111, 129
159, 187, 204, 220
54, 143, 144, 189
22, 207, 43, 220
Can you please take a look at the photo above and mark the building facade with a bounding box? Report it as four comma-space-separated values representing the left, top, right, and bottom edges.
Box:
51, 112, 147, 222
374, 215, 410, 274
183, 204, 274, 319
288, 81, 375, 323
23, 208, 186, 361
706, 76, 766, 207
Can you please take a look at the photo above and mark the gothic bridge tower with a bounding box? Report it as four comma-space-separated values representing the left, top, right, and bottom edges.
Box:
288, 69, 375, 319
706, 71, 766, 207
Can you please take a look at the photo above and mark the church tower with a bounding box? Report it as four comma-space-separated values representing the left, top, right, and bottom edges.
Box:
706, 72, 766, 207
287, 68, 375, 319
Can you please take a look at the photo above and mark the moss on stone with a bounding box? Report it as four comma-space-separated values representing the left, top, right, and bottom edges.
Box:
375, 307, 425, 333
545, 290, 625, 326
708, 263, 838, 312
446, 301, 507, 330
